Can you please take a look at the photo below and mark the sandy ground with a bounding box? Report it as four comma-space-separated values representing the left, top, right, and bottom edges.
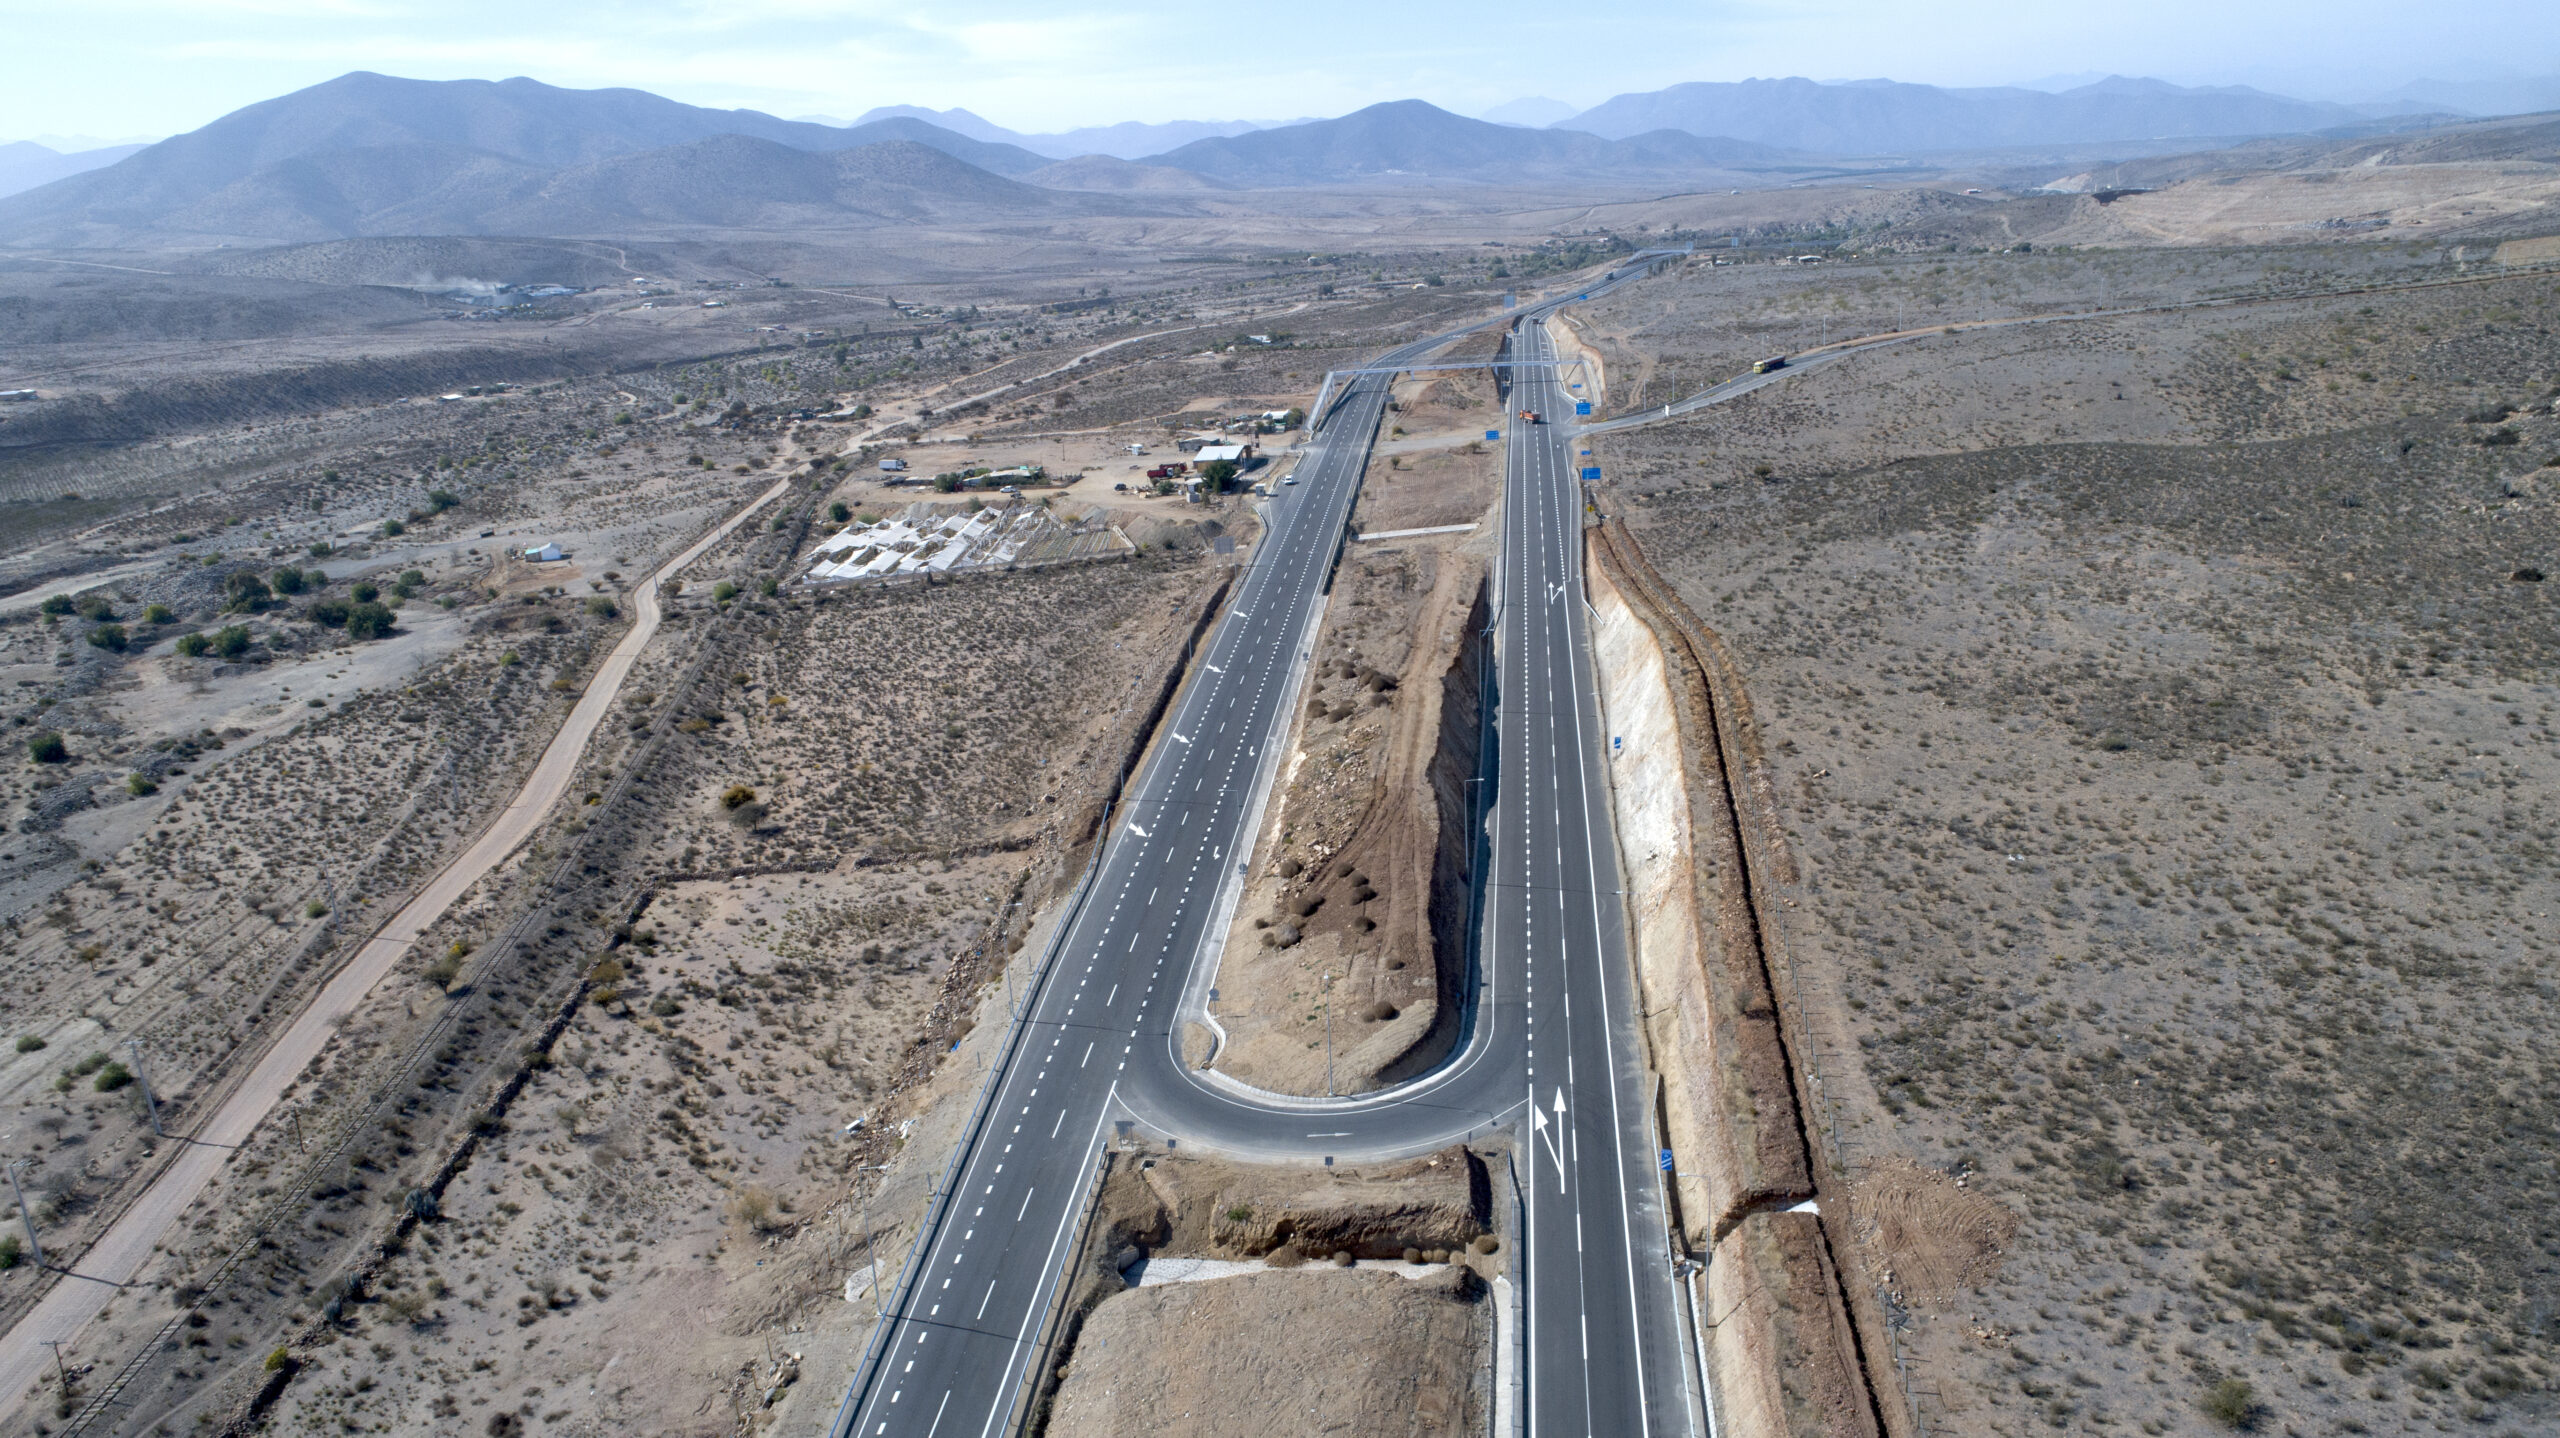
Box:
1040, 1145, 1500, 1438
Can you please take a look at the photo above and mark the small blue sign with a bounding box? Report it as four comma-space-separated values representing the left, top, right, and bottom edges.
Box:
1659, 1149, 1674, 1172
1486, 429, 1500, 441
1580, 467, 1601, 481
1575, 401, 1592, 416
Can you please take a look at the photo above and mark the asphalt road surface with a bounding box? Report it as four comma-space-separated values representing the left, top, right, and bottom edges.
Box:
832, 264, 1692, 1438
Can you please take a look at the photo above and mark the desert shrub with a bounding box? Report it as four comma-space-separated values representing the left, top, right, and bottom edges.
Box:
350, 581, 379, 603
27, 731, 67, 764
85, 624, 126, 651
270, 567, 308, 596
498, 650, 520, 666
75, 594, 114, 620
380, 518, 405, 537
142, 603, 174, 624
223, 571, 271, 610
174, 632, 210, 657
304, 899, 328, 919
14, 1035, 44, 1053
2203, 1377, 2257, 1428
92, 1060, 133, 1092
37, 594, 73, 616
758, 577, 779, 597
0, 1235, 18, 1270
426, 489, 459, 514
211, 625, 252, 658
726, 1185, 780, 1232
307, 599, 350, 628
828, 501, 851, 522
344, 601, 395, 640
126, 773, 157, 797
712, 580, 739, 602
423, 950, 464, 990
585, 596, 618, 619
263, 1347, 293, 1373
721, 784, 758, 810
1225, 1204, 1253, 1222
1198, 459, 1239, 493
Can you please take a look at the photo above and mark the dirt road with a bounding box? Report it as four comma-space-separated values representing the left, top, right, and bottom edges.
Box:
0, 475, 792, 1413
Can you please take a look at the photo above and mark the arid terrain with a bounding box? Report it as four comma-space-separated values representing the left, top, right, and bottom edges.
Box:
1582, 241, 2560, 1434
0, 89, 2557, 1438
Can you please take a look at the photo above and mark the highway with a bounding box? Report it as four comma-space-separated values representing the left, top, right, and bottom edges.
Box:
831, 267, 1690, 1438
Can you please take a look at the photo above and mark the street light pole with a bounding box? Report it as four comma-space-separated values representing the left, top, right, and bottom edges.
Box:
126, 1039, 162, 1137
854, 1164, 890, 1311
6, 1159, 42, 1270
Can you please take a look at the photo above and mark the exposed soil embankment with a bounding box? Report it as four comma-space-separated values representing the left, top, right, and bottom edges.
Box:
1586, 519, 1896, 1438
1211, 546, 1489, 1095
1028, 1146, 1497, 1438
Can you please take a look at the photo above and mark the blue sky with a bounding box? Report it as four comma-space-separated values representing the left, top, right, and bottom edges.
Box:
2, 0, 2554, 143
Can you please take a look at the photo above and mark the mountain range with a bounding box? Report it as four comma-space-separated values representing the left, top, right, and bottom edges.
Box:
846, 106, 1285, 162
0, 140, 149, 201
0, 69, 2528, 247
1144, 100, 1788, 186
1555, 75, 2446, 152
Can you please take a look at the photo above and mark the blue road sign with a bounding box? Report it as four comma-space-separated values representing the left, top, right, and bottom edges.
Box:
1486, 429, 1500, 441
1575, 401, 1591, 416
1581, 467, 1601, 481
1659, 1149, 1674, 1172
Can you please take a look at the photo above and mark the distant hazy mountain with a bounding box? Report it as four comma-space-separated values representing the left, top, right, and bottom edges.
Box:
0, 140, 147, 200
0, 73, 1067, 244
1558, 75, 2447, 153
2364, 76, 2560, 119
854, 104, 1274, 160
849, 105, 1023, 147
1479, 97, 1579, 128
1142, 99, 1788, 185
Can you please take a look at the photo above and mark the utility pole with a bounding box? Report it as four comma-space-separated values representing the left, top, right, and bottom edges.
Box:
126, 1039, 161, 1137
7, 1159, 42, 1270
43, 1339, 68, 1391
854, 1165, 890, 1311
1323, 971, 1335, 1098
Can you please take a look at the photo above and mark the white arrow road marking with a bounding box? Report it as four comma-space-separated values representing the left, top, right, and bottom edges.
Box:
1172, 733, 1192, 745
1531, 1089, 1568, 1193
1129, 824, 1149, 838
